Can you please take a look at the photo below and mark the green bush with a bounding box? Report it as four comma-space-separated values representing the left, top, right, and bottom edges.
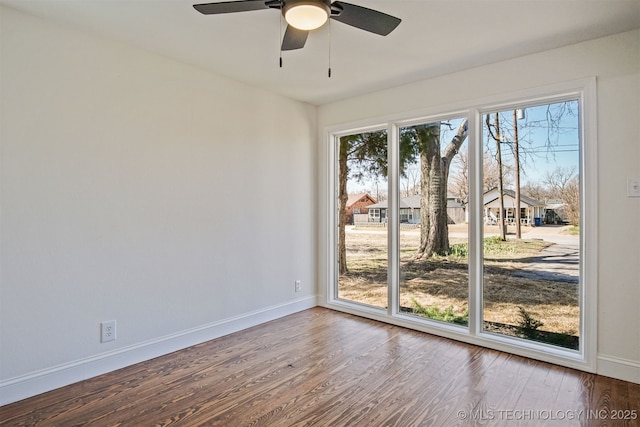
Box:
516, 306, 544, 339
447, 236, 523, 259
411, 298, 468, 325
449, 243, 468, 258
483, 236, 516, 255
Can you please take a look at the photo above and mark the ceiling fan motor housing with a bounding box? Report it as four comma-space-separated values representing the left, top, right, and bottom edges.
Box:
283, 0, 332, 30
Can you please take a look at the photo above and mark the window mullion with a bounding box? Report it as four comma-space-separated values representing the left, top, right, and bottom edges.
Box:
468, 110, 482, 336
388, 123, 400, 316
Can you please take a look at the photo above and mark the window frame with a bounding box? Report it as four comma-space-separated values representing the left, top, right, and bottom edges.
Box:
323, 78, 597, 373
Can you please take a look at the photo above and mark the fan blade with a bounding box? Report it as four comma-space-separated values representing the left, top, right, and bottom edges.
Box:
281, 25, 309, 51
193, 0, 274, 15
330, 2, 400, 36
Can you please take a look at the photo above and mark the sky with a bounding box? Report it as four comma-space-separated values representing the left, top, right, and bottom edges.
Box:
484, 100, 580, 187
346, 99, 580, 197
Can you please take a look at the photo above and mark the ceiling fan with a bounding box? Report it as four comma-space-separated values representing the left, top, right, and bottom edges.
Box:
193, 0, 401, 51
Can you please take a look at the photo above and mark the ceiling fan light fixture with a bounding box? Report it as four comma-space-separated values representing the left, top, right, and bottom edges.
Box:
284, 1, 329, 31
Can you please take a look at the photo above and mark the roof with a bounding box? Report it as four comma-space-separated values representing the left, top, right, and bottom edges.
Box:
401, 195, 421, 209
367, 195, 463, 210
366, 200, 388, 210
346, 193, 375, 207
483, 188, 544, 207
546, 203, 566, 210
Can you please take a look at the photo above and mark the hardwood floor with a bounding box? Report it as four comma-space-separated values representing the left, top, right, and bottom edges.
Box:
2, 308, 639, 426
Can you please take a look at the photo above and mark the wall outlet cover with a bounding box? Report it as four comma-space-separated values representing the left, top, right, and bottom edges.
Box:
101, 320, 116, 343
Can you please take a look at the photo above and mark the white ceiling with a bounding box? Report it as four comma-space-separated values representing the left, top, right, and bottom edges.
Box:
2, 0, 639, 105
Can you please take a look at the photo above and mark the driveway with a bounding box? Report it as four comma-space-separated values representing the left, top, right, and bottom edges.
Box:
512, 225, 580, 284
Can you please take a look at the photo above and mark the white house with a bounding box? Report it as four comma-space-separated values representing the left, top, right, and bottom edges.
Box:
483, 188, 545, 225
367, 194, 465, 224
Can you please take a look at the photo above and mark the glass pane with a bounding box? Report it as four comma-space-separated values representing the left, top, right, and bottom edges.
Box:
399, 118, 469, 326
337, 130, 388, 309
482, 101, 581, 350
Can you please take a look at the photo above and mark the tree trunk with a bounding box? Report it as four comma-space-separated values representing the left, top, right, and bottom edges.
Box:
494, 113, 507, 241
338, 140, 349, 275
416, 126, 447, 258
415, 119, 468, 259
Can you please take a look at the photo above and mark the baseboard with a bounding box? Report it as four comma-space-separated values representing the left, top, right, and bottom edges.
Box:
597, 354, 640, 384
0, 296, 318, 406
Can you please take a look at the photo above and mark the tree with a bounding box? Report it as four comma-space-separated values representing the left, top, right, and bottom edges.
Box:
521, 182, 550, 204
485, 101, 579, 233
450, 150, 514, 207
339, 120, 468, 263
338, 131, 388, 274
544, 166, 580, 225
486, 113, 507, 240
338, 129, 423, 273
400, 162, 421, 197
483, 152, 513, 193
449, 150, 469, 205
409, 119, 469, 259
449, 150, 513, 198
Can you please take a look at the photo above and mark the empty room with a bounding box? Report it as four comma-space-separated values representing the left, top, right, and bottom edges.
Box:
1, 0, 639, 425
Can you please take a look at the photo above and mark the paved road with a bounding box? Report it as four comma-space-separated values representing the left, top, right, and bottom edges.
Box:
453, 224, 580, 283
351, 224, 581, 284
523, 225, 579, 246
511, 226, 580, 284
511, 243, 579, 283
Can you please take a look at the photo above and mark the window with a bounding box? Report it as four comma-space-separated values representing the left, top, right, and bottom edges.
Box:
336, 129, 388, 310
481, 100, 581, 350
327, 80, 596, 371
398, 118, 469, 326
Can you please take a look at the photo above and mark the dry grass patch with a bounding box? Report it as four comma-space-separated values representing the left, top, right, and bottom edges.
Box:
338, 228, 579, 345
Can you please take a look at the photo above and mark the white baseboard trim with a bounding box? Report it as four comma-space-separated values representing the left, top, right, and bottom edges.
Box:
0, 296, 318, 406
597, 354, 640, 384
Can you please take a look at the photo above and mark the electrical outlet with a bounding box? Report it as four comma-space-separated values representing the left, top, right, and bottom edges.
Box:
101, 320, 116, 343
295, 280, 301, 292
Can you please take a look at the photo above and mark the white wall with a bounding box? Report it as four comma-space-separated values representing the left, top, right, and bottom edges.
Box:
318, 30, 640, 383
0, 6, 317, 403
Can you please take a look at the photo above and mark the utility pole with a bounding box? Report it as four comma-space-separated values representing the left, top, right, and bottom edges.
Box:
513, 109, 521, 239
494, 113, 507, 240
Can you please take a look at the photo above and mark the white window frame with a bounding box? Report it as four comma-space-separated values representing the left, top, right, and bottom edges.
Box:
323, 78, 597, 373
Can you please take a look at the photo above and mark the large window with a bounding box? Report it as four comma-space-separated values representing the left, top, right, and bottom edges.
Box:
336, 129, 388, 309
398, 118, 469, 327
481, 100, 581, 350
328, 81, 596, 371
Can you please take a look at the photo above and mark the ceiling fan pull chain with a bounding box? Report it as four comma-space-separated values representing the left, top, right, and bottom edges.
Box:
328, 18, 331, 78
279, 9, 283, 68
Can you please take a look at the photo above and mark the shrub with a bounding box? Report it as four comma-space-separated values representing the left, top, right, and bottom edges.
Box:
411, 298, 468, 325
516, 306, 544, 339
449, 243, 468, 258
446, 236, 525, 258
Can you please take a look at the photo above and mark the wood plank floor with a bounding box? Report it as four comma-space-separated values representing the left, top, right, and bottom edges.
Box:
2, 308, 639, 426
